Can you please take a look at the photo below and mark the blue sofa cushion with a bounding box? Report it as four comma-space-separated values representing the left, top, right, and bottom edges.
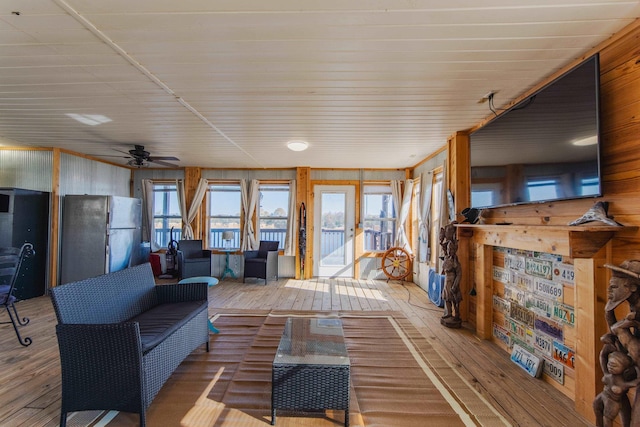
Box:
128, 300, 207, 353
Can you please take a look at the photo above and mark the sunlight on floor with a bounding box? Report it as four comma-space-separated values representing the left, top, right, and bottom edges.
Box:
283, 279, 388, 301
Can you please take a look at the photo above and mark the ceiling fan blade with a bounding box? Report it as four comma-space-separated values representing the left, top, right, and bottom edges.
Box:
113, 149, 133, 156
88, 154, 131, 158
149, 159, 179, 167
149, 156, 179, 161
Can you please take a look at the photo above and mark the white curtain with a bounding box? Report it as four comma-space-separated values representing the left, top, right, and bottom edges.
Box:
241, 179, 260, 251
141, 179, 161, 252
182, 178, 208, 240
418, 171, 433, 263
284, 180, 297, 256
176, 179, 189, 241
391, 179, 414, 253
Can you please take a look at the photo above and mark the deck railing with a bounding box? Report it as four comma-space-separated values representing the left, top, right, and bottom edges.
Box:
155, 228, 393, 252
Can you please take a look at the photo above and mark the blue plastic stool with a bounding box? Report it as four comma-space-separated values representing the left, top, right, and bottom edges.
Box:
178, 276, 219, 333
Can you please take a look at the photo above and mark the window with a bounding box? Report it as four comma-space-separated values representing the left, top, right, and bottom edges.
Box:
363, 184, 396, 252
258, 184, 290, 249
153, 183, 181, 247
208, 183, 241, 248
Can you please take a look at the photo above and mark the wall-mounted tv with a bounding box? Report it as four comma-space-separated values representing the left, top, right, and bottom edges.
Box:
469, 54, 601, 209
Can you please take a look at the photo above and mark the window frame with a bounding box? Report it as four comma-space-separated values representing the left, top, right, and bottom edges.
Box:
257, 182, 291, 250
152, 182, 182, 248
207, 181, 242, 249
362, 183, 396, 253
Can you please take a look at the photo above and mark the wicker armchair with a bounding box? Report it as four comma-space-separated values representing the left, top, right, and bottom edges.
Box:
177, 239, 212, 279
243, 240, 279, 285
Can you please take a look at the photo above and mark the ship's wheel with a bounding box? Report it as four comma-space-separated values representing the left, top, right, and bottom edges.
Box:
381, 246, 412, 281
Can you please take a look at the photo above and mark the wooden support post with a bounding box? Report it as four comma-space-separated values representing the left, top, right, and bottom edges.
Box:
184, 167, 202, 240
50, 148, 61, 287
475, 242, 493, 339
574, 247, 608, 424
296, 167, 310, 279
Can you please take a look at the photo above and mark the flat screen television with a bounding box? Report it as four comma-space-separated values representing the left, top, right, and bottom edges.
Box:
469, 54, 601, 209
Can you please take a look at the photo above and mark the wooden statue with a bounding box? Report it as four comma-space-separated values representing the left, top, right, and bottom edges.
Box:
439, 222, 462, 328
594, 260, 640, 426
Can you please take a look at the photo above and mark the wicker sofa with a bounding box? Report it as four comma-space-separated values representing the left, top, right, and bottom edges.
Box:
50, 262, 209, 427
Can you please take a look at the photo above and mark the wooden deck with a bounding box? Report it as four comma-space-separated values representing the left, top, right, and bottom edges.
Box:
0, 276, 593, 426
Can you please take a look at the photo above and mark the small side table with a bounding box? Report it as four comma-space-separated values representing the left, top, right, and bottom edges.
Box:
220, 249, 237, 279
178, 276, 219, 333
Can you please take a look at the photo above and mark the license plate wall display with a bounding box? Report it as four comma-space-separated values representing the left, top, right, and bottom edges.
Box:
493, 247, 575, 390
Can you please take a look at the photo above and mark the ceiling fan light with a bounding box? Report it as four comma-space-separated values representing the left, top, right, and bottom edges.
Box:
287, 140, 309, 152
127, 159, 149, 168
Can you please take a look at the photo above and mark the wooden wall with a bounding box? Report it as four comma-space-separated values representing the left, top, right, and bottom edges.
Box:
451, 20, 640, 423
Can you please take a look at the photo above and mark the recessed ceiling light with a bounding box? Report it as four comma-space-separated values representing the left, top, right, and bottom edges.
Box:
572, 135, 598, 146
66, 113, 112, 126
287, 140, 309, 151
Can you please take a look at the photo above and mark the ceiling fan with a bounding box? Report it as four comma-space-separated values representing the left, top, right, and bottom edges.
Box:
112, 145, 180, 168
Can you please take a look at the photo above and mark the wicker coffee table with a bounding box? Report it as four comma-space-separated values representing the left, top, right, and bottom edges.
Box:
271, 317, 350, 426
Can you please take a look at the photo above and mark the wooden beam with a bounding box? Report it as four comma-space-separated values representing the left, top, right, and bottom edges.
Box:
49, 148, 61, 287
573, 246, 608, 424
475, 242, 493, 339
184, 167, 202, 240
296, 167, 310, 279
456, 224, 634, 258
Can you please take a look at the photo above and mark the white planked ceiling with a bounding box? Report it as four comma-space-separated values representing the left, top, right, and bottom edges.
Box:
1, 0, 639, 169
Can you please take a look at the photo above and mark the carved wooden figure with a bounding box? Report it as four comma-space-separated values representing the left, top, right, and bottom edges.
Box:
439, 222, 462, 328
594, 261, 640, 426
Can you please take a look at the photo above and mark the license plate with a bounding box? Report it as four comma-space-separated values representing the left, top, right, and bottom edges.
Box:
493, 295, 511, 315
511, 344, 543, 377
526, 294, 554, 318
543, 357, 564, 384
553, 341, 575, 369
493, 323, 511, 347
513, 272, 534, 292
533, 330, 554, 357
505, 254, 526, 273
553, 303, 575, 327
533, 277, 563, 302
504, 284, 526, 306
534, 316, 564, 342
526, 257, 553, 280
553, 262, 575, 286
510, 302, 535, 327
493, 266, 511, 284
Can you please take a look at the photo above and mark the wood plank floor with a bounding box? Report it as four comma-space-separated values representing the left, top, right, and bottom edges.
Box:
0, 277, 593, 426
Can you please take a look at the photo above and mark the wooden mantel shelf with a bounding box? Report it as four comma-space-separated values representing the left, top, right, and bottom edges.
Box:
456, 223, 638, 258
